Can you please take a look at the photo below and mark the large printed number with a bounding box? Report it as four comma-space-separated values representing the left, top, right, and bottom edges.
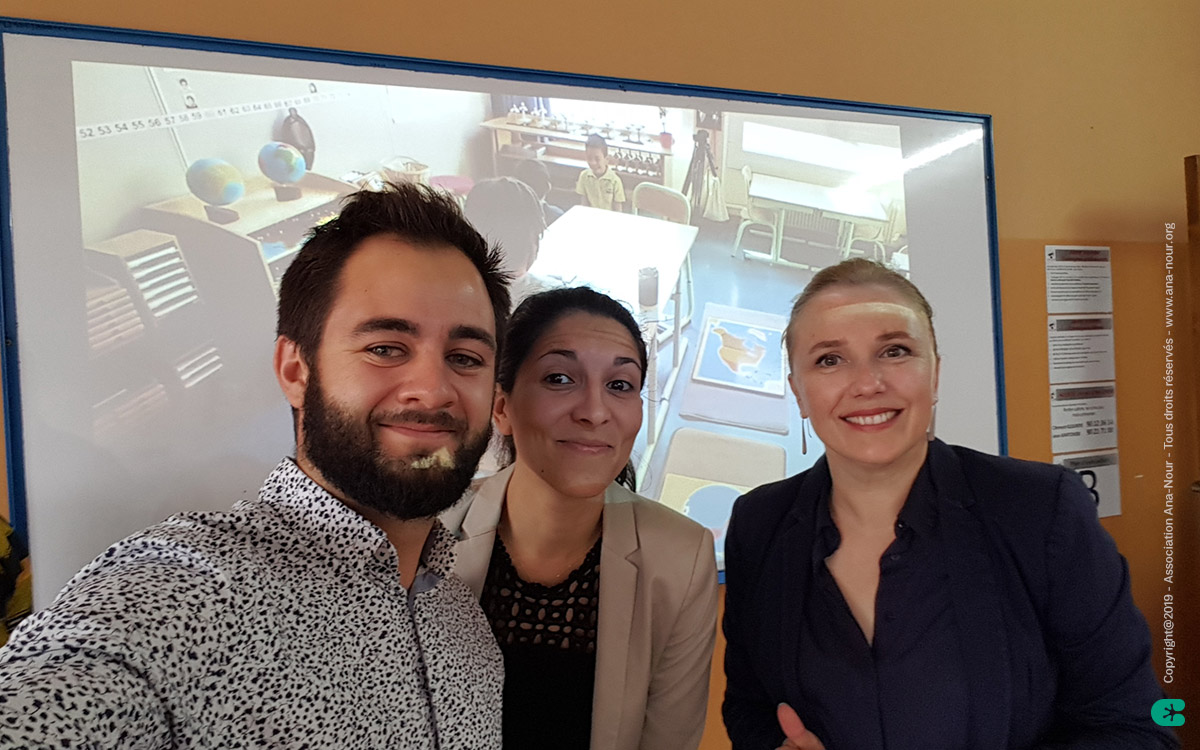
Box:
1077, 470, 1101, 506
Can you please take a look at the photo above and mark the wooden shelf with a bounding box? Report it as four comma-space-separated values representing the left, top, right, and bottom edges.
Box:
482, 116, 673, 156
484, 116, 670, 188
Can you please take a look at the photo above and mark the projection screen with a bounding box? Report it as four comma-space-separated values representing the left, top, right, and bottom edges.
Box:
0, 23, 1002, 605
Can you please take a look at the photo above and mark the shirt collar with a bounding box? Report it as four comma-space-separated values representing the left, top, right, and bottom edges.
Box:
896, 460, 938, 538
248, 458, 456, 586
808, 453, 939, 574
811, 469, 838, 576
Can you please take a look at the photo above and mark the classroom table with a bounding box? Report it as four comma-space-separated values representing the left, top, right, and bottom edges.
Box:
748, 174, 887, 262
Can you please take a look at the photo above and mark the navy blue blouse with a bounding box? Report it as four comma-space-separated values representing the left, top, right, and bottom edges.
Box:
797, 463, 969, 748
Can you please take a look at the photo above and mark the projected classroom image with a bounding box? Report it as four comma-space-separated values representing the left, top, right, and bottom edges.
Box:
69, 63, 912, 568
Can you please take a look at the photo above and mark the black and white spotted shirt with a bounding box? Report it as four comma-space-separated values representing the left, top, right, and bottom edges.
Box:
0, 459, 503, 749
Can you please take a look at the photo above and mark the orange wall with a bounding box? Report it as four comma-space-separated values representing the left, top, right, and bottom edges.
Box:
2, 1, 1198, 745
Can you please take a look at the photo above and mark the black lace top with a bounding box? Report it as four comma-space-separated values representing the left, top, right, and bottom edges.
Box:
480, 533, 601, 748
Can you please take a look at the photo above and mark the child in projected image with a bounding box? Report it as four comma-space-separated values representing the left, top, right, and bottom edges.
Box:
575, 134, 625, 212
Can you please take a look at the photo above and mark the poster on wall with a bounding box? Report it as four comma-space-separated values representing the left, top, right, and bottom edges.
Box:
1045, 245, 1113, 315
1047, 316, 1116, 384
1045, 244, 1120, 516
1049, 383, 1118, 454
1053, 451, 1121, 518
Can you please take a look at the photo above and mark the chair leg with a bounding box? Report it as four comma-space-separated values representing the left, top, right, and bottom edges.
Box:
733, 220, 752, 260
680, 256, 694, 328
735, 219, 777, 260
770, 212, 782, 261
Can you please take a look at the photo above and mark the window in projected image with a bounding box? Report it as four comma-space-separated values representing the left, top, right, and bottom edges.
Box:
3, 31, 996, 601
742, 120, 903, 173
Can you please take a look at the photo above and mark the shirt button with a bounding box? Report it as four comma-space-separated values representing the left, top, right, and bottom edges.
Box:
883, 611, 895, 622
889, 553, 902, 561
895, 520, 907, 531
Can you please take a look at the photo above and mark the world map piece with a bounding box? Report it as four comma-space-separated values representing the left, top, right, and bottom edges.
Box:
692, 316, 785, 397
711, 326, 766, 373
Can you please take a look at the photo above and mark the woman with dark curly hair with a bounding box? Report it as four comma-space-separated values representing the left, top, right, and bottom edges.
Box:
445, 286, 718, 750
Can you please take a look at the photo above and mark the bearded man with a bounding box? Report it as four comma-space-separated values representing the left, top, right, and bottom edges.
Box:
0, 182, 510, 749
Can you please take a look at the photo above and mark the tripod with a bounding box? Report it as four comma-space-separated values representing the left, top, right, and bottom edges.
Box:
681, 130, 719, 218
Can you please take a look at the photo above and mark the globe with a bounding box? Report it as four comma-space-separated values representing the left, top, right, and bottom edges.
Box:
185, 158, 245, 206
258, 142, 307, 184
683, 483, 739, 534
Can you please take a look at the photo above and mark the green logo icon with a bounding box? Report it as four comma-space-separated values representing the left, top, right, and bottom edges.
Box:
1152, 698, 1185, 726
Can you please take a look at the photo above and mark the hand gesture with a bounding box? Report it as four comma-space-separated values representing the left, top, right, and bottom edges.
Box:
775, 702, 826, 750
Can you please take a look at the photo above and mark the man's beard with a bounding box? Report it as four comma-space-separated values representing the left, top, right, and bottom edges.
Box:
300, 370, 491, 520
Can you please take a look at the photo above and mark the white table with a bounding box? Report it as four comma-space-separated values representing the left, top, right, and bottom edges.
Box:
530, 206, 695, 311
748, 174, 887, 262
528, 206, 698, 473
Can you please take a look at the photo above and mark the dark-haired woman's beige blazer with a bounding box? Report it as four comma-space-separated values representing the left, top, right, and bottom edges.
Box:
443, 465, 719, 750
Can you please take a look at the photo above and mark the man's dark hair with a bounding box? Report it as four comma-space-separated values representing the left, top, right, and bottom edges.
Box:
585, 133, 609, 156
277, 181, 512, 364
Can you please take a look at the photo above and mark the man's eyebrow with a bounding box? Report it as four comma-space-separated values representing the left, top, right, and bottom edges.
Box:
352, 318, 496, 352
450, 325, 496, 352
353, 318, 417, 336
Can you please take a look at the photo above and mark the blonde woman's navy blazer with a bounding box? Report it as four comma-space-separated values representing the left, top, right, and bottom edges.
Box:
722, 439, 1175, 749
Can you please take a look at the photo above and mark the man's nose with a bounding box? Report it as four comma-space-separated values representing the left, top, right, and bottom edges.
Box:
392, 352, 455, 409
